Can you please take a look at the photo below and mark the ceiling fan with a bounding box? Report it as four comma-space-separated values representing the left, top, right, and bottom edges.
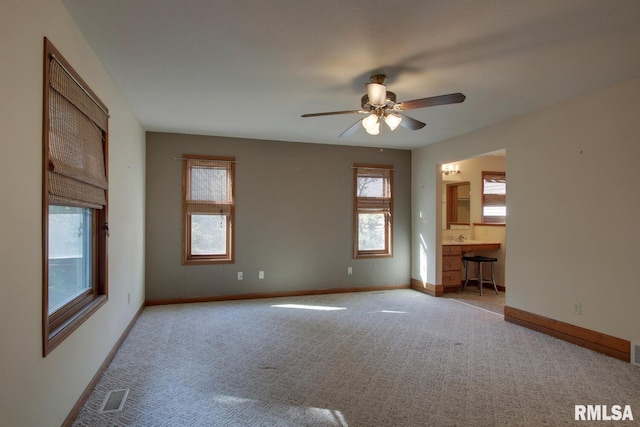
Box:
301, 74, 466, 137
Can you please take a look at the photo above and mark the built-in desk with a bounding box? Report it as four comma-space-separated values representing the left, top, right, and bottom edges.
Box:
442, 241, 500, 292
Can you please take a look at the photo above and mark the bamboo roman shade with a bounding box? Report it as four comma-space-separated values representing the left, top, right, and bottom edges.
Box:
48, 57, 108, 209
185, 158, 233, 216
355, 166, 392, 212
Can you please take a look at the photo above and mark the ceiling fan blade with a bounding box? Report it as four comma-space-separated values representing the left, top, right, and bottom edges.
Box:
301, 110, 365, 118
339, 119, 364, 137
397, 93, 466, 111
398, 113, 426, 130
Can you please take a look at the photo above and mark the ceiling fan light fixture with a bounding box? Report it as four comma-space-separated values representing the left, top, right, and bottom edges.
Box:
362, 112, 378, 129
366, 83, 387, 107
365, 122, 380, 135
384, 113, 402, 131
362, 113, 380, 135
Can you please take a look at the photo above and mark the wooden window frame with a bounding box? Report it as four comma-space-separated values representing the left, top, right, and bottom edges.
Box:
353, 164, 393, 259
42, 38, 109, 356
481, 170, 506, 224
182, 154, 235, 264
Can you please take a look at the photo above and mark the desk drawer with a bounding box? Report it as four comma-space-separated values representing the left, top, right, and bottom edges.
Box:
443, 255, 462, 271
442, 270, 461, 286
443, 245, 461, 256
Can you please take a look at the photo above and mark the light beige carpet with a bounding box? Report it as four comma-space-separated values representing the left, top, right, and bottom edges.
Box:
73, 290, 640, 426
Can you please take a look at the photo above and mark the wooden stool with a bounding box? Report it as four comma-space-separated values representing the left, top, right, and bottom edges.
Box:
461, 255, 498, 296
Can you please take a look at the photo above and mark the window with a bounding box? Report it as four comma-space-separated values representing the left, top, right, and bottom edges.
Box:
354, 164, 393, 258
482, 171, 506, 223
182, 155, 235, 264
43, 38, 109, 356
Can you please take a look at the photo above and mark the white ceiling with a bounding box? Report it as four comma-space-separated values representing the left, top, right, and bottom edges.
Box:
62, 0, 640, 150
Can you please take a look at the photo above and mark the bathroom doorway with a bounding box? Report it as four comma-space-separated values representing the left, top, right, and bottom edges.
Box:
440, 149, 507, 311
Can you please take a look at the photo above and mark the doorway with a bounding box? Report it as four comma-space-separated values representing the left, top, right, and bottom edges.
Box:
440, 150, 507, 311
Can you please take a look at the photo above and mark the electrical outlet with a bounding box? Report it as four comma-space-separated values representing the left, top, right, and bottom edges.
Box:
237, 272, 243, 280
259, 271, 264, 279
347, 267, 352, 275
573, 302, 581, 315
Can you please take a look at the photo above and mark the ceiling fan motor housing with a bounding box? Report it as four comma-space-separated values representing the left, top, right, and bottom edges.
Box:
361, 92, 396, 111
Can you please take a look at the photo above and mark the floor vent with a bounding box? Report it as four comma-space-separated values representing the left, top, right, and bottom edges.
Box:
631, 343, 640, 367
99, 389, 129, 413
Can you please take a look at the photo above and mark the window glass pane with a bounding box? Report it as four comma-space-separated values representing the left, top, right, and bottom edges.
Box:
358, 213, 386, 251
48, 205, 92, 313
191, 167, 228, 201
483, 206, 507, 217
191, 214, 227, 255
357, 176, 386, 197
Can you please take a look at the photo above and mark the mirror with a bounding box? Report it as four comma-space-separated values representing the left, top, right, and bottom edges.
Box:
445, 181, 470, 229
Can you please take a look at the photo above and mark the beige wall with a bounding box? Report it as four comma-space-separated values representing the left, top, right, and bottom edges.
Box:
146, 133, 411, 301
0, 1, 145, 425
413, 76, 640, 345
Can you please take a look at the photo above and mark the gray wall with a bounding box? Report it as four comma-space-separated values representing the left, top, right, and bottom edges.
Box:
146, 132, 411, 301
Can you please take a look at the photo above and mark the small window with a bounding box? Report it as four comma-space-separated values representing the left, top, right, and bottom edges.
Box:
183, 155, 235, 264
482, 171, 506, 223
43, 38, 109, 356
354, 164, 393, 258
